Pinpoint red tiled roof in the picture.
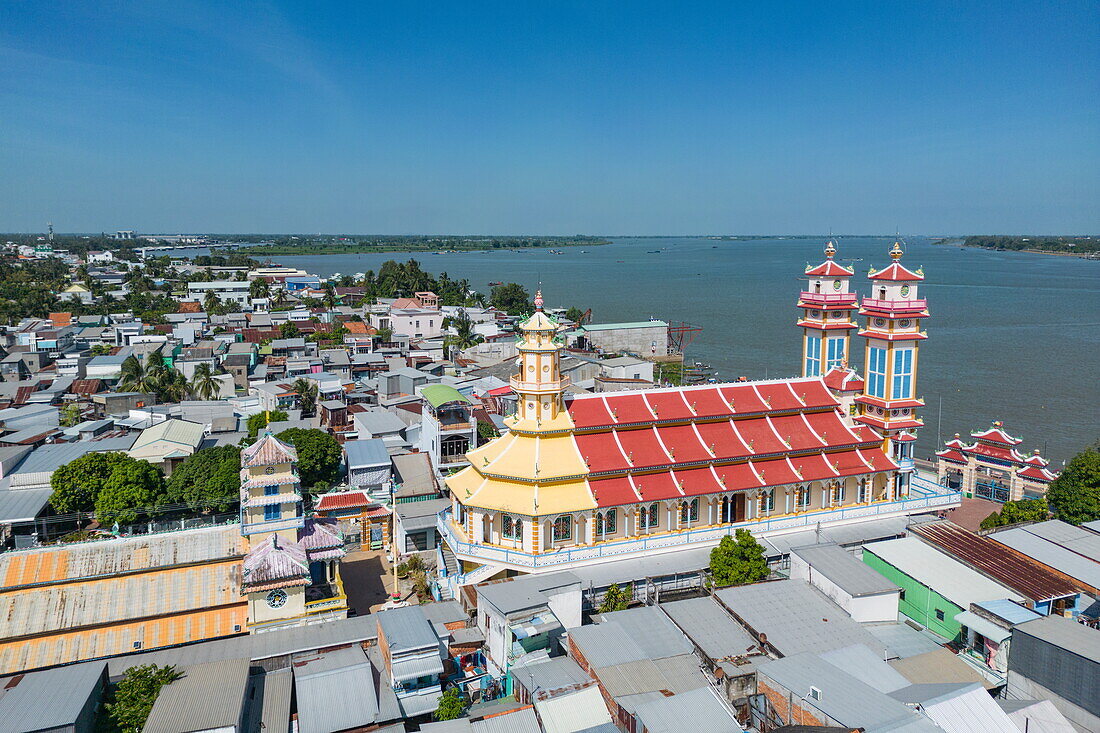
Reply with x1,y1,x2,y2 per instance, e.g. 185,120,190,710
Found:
967,442,1025,463
178,301,202,313
971,426,1022,446
910,521,1078,602
823,367,864,392
48,312,72,327
805,259,854,277
868,262,924,282
1017,465,1057,482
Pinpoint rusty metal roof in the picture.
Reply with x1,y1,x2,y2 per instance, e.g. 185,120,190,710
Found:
909,521,1080,602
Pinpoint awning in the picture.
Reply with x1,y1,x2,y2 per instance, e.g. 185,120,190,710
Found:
954,611,1011,644
510,615,562,640
390,655,445,681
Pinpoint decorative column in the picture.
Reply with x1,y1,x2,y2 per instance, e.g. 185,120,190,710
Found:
633,506,642,537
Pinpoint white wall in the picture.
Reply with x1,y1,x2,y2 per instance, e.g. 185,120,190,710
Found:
790,552,899,623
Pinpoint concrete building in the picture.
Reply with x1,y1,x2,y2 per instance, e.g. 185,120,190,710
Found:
1006,615,1100,732
419,383,476,470
575,320,670,357
187,280,251,306
376,605,445,717
789,543,900,623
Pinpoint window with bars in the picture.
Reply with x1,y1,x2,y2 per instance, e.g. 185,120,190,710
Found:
679,499,699,523
596,510,617,536
264,504,281,521
643,503,659,528
759,490,775,513
502,514,522,540
552,515,572,541
796,486,811,508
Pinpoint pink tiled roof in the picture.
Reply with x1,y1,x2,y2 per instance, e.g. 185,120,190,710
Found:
242,432,298,467
299,517,343,553
241,535,309,592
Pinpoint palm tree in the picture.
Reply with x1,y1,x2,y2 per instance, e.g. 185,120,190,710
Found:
189,363,221,401
155,368,189,403
118,355,156,393
445,309,483,359
249,277,270,300
292,377,319,416
202,290,221,315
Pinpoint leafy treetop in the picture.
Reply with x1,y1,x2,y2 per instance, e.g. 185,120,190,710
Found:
1046,441,1100,525
709,529,769,587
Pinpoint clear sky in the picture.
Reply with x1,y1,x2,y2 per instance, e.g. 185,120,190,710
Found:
1,1,1097,235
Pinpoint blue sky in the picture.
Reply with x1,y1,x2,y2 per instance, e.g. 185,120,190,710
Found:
1,1,1097,234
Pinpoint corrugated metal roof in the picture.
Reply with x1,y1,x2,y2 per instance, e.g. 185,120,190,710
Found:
0,487,53,522
246,667,292,733
818,644,911,692
10,436,135,474
758,652,926,731
511,656,592,696
863,536,1025,609
590,654,707,698
989,524,1100,590
534,685,614,733
973,598,1043,626
864,623,944,660
376,604,439,652
477,572,580,617
0,525,244,588
791,543,900,597
343,437,391,467
108,614,379,676
1012,614,1100,663
633,686,742,733
473,706,541,733
909,522,1079,602
911,682,1019,732
0,660,106,731
715,579,890,658
597,606,694,661
143,657,250,733
293,646,380,733
658,597,757,661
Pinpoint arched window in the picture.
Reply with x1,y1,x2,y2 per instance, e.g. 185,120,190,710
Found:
679,499,699,523
759,489,775,514
502,515,522,540
552,515,572,541
833,481,845,504
596,510,617,536
796,485,811,508
643,503,659,529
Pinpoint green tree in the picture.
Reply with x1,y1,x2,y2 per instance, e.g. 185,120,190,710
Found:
59,401,83,427
247,409,288,437
490,283,531,315
1047,442,1100,524
279,320,301,339
564,306,586,324
49,451,129,513
249,277,270,300
189,363,222,400
164,445,242,512
95,459,167,525
979,498,1049,530
107,664,183,732
709,529,769,587
276,428,341,490
444,308,483,359
598,582,633,613
202,290,227,316
434,687,466,722
291,377,319,416
118,355,157,393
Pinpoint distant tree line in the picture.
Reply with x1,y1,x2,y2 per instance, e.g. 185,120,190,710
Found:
962,236,1100,254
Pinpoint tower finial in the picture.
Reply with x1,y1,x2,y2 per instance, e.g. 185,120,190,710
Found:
889,239,904,261
533,288,543,311
824,238,837,259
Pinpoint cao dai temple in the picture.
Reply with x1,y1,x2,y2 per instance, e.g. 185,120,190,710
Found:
440,241,960,581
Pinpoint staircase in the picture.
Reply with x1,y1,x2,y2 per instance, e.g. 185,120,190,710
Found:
458,562,504,586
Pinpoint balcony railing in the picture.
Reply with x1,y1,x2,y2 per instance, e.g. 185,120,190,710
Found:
439,484,961,572
860,297,928,311
439,419,475,432
798,293,858,305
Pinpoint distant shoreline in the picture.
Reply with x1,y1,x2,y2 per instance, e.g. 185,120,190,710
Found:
934,236,1099,259
241,237,609,256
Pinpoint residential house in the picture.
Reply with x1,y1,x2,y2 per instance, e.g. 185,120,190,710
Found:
187,280,251,307
128,419,206,474
1006,615,1100,732
344,439,391,499
789,543,901,623
376,605,445,717
419,384,476,470
478,572,582,672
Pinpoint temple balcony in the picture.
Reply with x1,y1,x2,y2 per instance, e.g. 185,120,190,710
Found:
438,477,960,574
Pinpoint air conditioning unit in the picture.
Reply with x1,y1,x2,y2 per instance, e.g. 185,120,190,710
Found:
809,686,822,701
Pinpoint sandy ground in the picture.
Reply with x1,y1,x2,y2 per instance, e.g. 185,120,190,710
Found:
341,549,415,614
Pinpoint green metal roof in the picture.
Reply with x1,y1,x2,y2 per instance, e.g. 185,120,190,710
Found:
581,320,668,331
421,384,472,408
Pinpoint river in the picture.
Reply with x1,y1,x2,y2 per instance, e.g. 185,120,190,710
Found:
188,237,1100,464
